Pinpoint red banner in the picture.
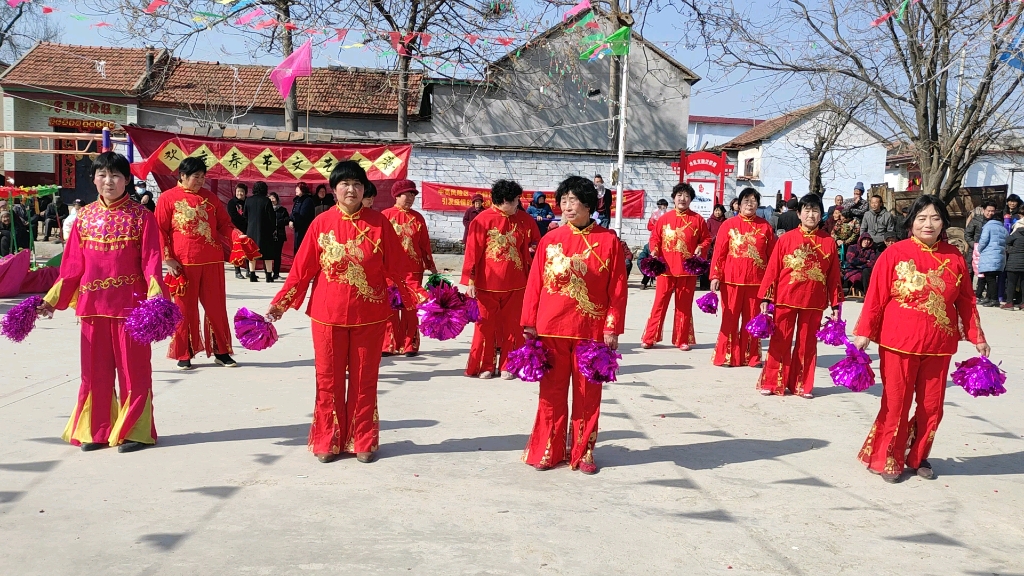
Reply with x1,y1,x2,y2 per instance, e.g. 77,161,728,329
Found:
420,181,645,218
124,126,411,183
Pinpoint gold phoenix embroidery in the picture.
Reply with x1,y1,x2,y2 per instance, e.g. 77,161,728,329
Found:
783,244,826,284
728,228,765,268
892,260,952,335
542,243,605,318
391,219,422,266
172,199,214,244
317,230,383,302
485,225,523,270
81,274,142,292
661,224,693,257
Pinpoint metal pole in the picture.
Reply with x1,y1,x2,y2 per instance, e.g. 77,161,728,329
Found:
612,0,630,236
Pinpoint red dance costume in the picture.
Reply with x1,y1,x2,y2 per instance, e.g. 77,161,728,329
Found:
641,208,711,347
710,215,776,366
461,207,541,375
155,185,241,361
44,195,166,447
854,238,985,476
521,221,628,470
271,207,416,456
756,228,843,395
381,206,436,355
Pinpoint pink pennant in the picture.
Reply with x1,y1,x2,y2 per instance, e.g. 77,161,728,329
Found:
419,33,431,48
996,15,1018,29
327,28,348,43
562,0,591,22
283,22,297,31
270,39,312,100
6,0,27,7
389,31,402,49
91,21,112,28
143,0,168,14
496,37,515,46
42,6,54,13
466,34,480,45
871,9,897,26
252,19,278,30
234,7,264,26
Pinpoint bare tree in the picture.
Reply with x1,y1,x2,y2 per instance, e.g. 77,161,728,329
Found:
800,96,870,195
0,2,62,64
708,0,1024,201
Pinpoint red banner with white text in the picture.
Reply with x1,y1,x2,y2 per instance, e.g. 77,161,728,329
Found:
419,181,645,218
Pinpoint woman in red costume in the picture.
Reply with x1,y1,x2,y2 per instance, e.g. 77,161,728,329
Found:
709,187,776,367
641,182,711,350
38,152,167,453
521,176,628,475
853,195,989,483
461,179,540,379
267,161,417,464
757,193,843,398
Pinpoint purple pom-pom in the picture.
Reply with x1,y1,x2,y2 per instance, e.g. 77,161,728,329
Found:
682,256,710,276
234,307,279,351
696,291,719,314
829,342,876,392
575,339,622,384
952,356,1007,398
125,297,183,346
765,303,775,315
816,317,848,346
461,296,481,323
745,313,775,339
504,339,552,382
638,256,667,277
1,295,43,343
387,285,403,310
418,283,470,340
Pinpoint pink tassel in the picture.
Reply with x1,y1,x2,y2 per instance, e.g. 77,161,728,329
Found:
952,356,1007,398
745,313,775,339
575,339,621,384
638,256,667,277
696,291,719,314
1,295,43,343
234,308,279,351
417,284,470,340
125,297,183,345
829,342,876,392
505,338,552,382
816,317,848,346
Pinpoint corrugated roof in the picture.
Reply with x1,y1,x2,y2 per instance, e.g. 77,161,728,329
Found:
0,42,159,94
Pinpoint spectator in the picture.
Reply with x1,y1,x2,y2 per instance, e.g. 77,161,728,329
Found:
139,192,156,212
637,242,655,289
843,182,868,219
526,191,555,235
594,174,612,227
756,201,778,230
227,183,249,279
313,183,337,216
974,202,997,300
978,201,1008,307
825,194,844,222
647,198,669,232
1004,193,1022,231
361,180,378,210
1002,220,1024,310
269,192,290,280
894,206,910,240
621,238,633,277
844,234,879,294
822,204,840,235
707,204,727,241
882,234,898,250
462,193,485,243
10,197,30,251
965,206,985,253
860,194,896,243
40,195,69,242
0,211,12,256
728,197,740,217
244,181,277,283
831,210,858,248
776,197,800,234
290,182,316,253
133,181,148,202
62,200,81,242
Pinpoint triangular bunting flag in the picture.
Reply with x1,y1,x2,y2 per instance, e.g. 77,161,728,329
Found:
568,11,595,31
580,26,630,60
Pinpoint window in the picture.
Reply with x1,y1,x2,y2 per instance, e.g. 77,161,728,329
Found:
744,158,755,177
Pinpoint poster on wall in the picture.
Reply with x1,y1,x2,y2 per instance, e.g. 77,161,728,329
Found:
687,178,716,218
420,181,646,218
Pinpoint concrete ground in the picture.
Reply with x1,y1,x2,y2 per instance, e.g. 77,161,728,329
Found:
1,257,1022,576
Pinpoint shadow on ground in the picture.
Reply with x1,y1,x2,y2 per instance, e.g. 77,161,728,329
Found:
599,437,829,470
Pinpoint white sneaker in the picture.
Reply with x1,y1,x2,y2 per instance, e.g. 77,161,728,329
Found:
479,371,493,379
500,371,514,380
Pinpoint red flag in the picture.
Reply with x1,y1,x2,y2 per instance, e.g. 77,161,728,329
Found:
870,10,897,26
466,34,480,45
143,0,168,14
42,6,55,13
270,39,313,100
283,22,297,31
496,37,514,46
419,33,432,48
328,28,348,43
253,19,278,30
389,31,402,49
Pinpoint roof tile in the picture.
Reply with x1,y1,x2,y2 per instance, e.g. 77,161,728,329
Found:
0,42,155,93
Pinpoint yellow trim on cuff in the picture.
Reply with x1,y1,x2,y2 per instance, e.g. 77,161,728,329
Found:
43,279,62,308
146,276,162,299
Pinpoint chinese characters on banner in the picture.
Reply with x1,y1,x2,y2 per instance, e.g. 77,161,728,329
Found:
420,181,646,218
46,100,125,117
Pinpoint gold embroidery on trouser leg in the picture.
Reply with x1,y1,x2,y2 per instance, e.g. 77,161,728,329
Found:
858,422,878,462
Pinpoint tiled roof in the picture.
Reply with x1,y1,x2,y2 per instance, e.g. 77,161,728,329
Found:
721,103,825,149
144,60,423,117
690,115,764,126
0,42,158,94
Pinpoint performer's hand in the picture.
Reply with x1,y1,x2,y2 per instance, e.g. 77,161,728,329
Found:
977,342,991,357
164,258,183,276
36,301,54,318
466,285,476,299
523,326,538,339
694,246,703,257
710,279,720,292
266,305,284,322
760,301,769,314
852,335,870,351
604,333,619,350
288,222,294,229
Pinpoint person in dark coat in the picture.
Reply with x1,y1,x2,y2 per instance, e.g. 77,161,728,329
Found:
291,182,316,253
244,181,277,282
269,192,290,280
1003,220,1024,310
10,198,30,251
776,197,800,234
313,184,337,216
0,210,13,256
227,183,248,278
139,192,156,212
41,196,69,241
462,193,485,243
844,234,879,294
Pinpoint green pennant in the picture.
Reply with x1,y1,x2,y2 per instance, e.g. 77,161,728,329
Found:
580,26,630,60
580,32,603,45
194,11,222,19
568,11,595,31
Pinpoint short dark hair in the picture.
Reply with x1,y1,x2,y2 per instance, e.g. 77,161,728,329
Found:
491,179,523,205
671,182,695,200
738,187,761,206
235,183,248,193
297,182,311,195
713,203,725,215
870,194,883,202
798,193,824,214
364,180,377,199
982,200,999,210
315,184,327,195
252,181,268,197
656,199,669,207
786,197,799,210
178,156,208,178
1007,194,1022,204
594,174,603,180
555,175,599,214
729,198,740,208
269,192,280,202
91,152,132,180
328,160,368,190
904,194,951,233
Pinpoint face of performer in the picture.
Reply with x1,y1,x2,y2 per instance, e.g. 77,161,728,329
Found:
334,179,364,214
738,194,758,218
560,192,591,227
673,190,692,212
799,205,821,231
395,192,416,210
496,199,518,216
181,170,206,192
94,168,129,204
912,204,943,246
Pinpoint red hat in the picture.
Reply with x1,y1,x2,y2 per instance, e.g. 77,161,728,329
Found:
391,179,418,198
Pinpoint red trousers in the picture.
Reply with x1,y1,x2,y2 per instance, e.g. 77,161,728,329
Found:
383,272,421,354
757,306,823,395
858,348,950,475
641,276,697,347
168,263,233,360
465,289,525,376
713,283,762,367
63,317,156,447
522,337,602,470
310,319,385,455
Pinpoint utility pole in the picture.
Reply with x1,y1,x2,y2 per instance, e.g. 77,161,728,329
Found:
612,0,633,236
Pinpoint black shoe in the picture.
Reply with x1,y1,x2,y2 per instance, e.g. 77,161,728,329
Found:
381,352,394,357
265,272,274,283
214,354,238,367
80,442,107,452
881,472,902,484
404,351,418,357
983,299,999,307
177,360,193,371
249,272,259,282
117,441,148,453
356,452,376,463
235,270,245,279
273,274,281,280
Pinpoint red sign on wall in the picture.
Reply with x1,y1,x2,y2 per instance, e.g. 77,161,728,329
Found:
420,181,646,218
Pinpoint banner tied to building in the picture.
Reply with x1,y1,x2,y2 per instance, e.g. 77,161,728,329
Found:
420,182,646,218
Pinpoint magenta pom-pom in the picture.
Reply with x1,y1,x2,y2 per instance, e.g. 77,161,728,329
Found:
1,295,43,343
638,256,667,277
504,338,552,382
765,303,775,315
682,255,710,276
387,285,403,310
461,296,481,323
418,283,470,340
745,313,775,339
816,317,848,346
952,356,1007,398
125,297,183,346
234,307,279,351
575,339,622,384
829,342,876,392
696,291,719,314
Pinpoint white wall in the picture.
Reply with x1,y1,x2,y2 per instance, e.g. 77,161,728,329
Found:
689,122,754,150
963,152,1024,196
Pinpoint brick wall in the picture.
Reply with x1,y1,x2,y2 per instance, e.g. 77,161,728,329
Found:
406,146,679,249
